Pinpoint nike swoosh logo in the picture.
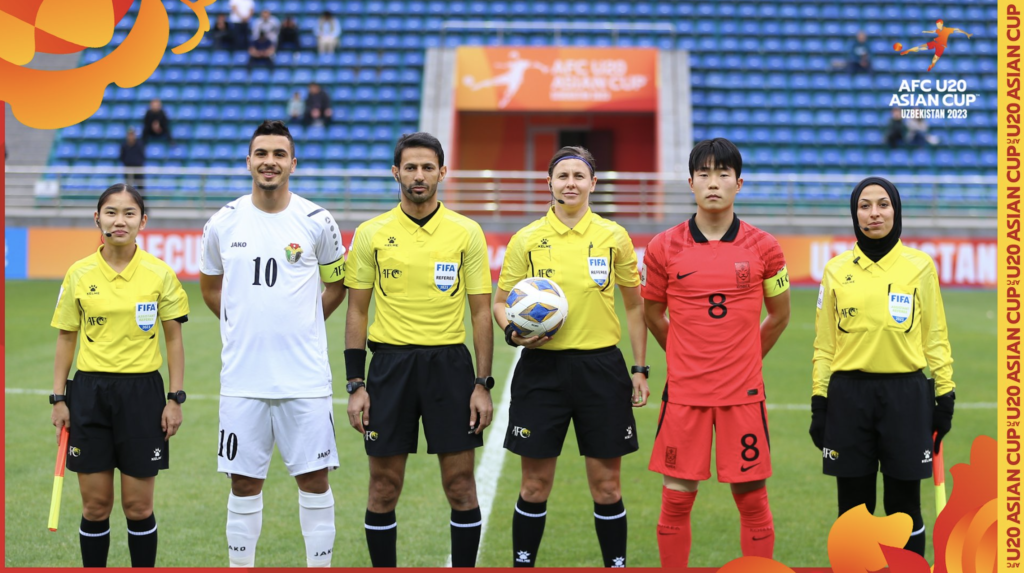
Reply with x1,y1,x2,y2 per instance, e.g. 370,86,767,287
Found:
740,463,760,472
676,271,697,280
752,535,772,541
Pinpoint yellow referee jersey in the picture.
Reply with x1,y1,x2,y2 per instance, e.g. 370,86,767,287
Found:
52,245,189,373
812,240,954,397
499,207,640,351
345,202,492,345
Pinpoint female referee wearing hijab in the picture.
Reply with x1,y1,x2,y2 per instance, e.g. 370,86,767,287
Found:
809,177,955,556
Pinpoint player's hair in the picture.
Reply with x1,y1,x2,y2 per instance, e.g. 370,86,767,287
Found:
936,19,943,25
248,120,295,156
393,132,445,167
97,183,145,217
548,146,596,177
688,138,743,178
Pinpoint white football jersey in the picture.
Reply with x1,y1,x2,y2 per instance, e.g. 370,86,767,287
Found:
201,193,345,398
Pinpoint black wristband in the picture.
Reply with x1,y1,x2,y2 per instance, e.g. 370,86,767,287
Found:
344,348,367,381
504,323,519,347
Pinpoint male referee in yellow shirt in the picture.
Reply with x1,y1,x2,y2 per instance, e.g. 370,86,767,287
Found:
344,132,494,567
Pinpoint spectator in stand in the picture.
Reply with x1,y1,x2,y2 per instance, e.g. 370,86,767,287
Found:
119,128,146,191
211,14,233,50
303,83,333,127
885,108,906,149
850,30,871,73
228,0,255,50
248,31,276,71
142,99,172,145
288,91,305,123
252,9,281,47
316,11,341,54
279,15,300,50
906,115,939,147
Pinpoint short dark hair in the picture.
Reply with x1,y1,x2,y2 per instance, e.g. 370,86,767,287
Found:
688,138,742,178
249,120,295,156
548,146,596,177
393,132,445,167
97,183,145,217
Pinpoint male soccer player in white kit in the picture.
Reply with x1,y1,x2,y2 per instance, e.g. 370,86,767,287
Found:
200,120,347,567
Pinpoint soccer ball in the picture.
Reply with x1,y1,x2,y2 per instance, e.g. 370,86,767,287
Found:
505,278,569,339
893,43,903,51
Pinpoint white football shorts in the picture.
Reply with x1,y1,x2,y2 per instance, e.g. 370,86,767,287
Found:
217,396,339,478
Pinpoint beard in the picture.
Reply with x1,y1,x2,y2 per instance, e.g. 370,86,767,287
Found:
254,170,285,192
401,181,437,204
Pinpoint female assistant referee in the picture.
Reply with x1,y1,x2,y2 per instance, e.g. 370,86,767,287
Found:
493,146,650,568
50,183,189,567
810,176,955,556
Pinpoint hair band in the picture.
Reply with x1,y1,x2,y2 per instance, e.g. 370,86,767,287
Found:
552,155,594,174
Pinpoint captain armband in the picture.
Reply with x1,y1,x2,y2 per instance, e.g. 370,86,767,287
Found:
319,259,346,283
762,266,790,297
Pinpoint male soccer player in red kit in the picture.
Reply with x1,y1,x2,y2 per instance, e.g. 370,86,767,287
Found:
642,138,791,567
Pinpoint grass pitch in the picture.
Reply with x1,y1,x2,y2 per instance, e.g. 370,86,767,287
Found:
5,281,994,567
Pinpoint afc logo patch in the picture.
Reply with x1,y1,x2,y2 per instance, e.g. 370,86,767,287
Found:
665,446,677,468
735,261,750,288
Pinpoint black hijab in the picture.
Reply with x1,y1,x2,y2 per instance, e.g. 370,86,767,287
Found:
850,176,902,262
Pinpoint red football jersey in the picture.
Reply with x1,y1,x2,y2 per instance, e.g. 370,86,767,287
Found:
642,215,787,406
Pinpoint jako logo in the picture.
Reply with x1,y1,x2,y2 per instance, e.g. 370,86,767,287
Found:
822,448,839,461
228,545,247,552
231,242,247,248
317,450,331,459
512,426,531,438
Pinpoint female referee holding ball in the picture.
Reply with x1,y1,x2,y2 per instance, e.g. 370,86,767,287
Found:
493,146,650,568
50,183,189,567
810,177,955,557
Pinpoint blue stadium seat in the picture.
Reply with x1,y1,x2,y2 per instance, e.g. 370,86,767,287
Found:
216,124,240,140
83,123,104,139
56,142,78,159
193,124,216,140
104,124,127,140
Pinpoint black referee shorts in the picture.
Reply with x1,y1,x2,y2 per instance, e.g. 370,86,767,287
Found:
66,371,169,478
822,370,934,480
504,346,639,459
363,342,483,456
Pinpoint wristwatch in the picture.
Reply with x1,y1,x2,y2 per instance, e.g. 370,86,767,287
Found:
49,394,66,405
475,376,495,391
631,365,650,378
346,381,366,395
167,390,187,404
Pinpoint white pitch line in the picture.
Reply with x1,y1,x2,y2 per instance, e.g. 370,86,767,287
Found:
443,346,521,567
5,387,349,405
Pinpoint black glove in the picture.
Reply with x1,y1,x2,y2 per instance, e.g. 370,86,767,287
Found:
504,323,519,347
933,391,955,453
809,395,828,450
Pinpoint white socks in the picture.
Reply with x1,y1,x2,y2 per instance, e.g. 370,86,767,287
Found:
226,492,263,568
299,488,336,567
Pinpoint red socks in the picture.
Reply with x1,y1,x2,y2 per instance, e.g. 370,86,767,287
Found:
733,487,774,558
656,487,696,567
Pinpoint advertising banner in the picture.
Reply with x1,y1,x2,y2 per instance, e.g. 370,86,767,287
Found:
4,227,28,280
18,229,997,289
456,47,659,112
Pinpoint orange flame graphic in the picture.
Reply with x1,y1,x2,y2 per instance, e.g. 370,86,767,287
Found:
0,0,215,129
715,436,996,573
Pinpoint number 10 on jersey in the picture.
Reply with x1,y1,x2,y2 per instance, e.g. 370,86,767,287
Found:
252,257,279,287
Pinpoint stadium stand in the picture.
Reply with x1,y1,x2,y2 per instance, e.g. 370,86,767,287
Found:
52,1,996,188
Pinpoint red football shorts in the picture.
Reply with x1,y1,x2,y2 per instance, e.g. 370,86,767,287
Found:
649,401,772,483
926,41,946,56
